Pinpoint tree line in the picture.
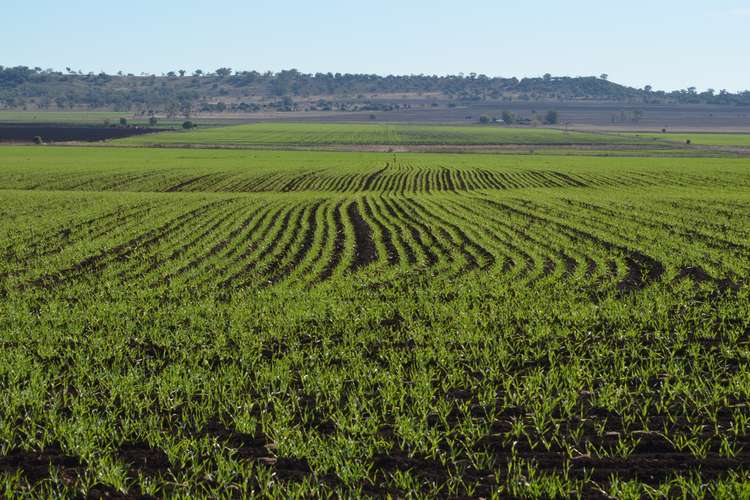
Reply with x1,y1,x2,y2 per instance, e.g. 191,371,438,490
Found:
2,66,749,112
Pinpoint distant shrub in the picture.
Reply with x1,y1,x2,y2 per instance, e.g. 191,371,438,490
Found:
33,136,43,145
479,114,492,124
545,110,559,125
149,116,158,126
119,117,128,126
501,110,515,125
182,121,195,129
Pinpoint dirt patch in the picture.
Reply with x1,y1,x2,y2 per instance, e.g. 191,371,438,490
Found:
117,442,171,476
197,420,311,480
0,446,82,484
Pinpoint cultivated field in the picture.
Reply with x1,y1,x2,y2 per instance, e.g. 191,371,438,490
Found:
117,122,651,147
0,111,134,124
621,132,750,147
1,145,749,497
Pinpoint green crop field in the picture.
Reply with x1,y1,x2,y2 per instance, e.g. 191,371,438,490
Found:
1,145,749,497
117,122,653,147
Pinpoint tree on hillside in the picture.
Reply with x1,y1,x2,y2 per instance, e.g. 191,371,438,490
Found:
216,67,233,78
193,69,203,77
600,74,609,81
545,110,559,125
178,70,186,77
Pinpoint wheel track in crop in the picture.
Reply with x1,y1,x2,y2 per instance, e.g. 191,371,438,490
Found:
361,196,399,265
347,200,378,270
361,165,389,191
164,174,215,192
316,202,346,282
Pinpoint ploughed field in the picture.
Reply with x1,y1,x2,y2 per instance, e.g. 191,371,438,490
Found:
1,146,750,497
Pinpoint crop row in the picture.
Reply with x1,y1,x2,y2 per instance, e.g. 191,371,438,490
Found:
2,187,748,302
2,147,750,194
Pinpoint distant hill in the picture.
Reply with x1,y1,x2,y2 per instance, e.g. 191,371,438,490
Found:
1,66,748,116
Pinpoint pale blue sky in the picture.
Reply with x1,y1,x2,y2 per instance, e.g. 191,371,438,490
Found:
3,0,749,91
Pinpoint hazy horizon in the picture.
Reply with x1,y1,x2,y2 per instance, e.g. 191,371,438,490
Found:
2,0,749,92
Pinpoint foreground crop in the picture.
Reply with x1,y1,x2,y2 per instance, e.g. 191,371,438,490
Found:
0,148,749,497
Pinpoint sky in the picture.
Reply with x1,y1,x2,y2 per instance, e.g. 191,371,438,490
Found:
2,0,749,92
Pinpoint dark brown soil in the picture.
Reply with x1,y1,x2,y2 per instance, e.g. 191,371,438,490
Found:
0,446,81,484
348,201,378,269
0,124,160,143
317,202,346,281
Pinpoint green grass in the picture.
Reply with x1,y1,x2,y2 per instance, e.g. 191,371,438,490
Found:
1,145,750,497
117,122,652,146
